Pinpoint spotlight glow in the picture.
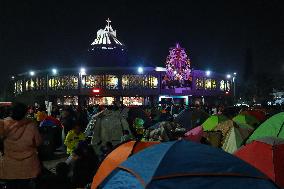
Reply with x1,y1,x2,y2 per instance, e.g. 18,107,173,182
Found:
29,71,35,76
206,70,211,76
52,68,57,75
80,68,86,75
138,67,143,74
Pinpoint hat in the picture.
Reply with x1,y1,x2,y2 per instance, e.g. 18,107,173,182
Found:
134,118,144,126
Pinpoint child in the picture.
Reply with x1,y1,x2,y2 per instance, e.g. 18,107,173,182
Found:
64,122,85,155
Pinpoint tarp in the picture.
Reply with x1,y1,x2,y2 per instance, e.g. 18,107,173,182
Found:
202,115,228,131
235,137,284,188
246,112,284,144
233,114,260,127
101,140,277,189
174,109,209,130
91,141,158,189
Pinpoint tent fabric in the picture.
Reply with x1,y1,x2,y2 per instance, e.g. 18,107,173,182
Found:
233,114,260,127
184,126,203,142
222,126,253,154
235,138,284,188
202,115,228,131
242,110,266,122
101,140,277,189
246,112,284,144
40,116,63,128
174,109,209,130
213,120,254,153
214,120,253,137
91,141,158,189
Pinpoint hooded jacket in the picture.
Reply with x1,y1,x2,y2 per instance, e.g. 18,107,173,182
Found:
0,117,42,179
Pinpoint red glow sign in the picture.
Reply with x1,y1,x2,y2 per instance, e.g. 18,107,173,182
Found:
92,88,100,93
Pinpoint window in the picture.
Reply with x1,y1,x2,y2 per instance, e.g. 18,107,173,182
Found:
88,97,114,105
49,75,78,90
220,80,225,91
122,75,158,89
205,79,217,90
196,78,204,90
123,97,144,106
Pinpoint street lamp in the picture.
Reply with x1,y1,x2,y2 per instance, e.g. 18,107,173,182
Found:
29,71,35,76
52,68,57,75
137,67,143,74
233,73,237,103
206,70,211,76
226,74,231,79
80,67,86,75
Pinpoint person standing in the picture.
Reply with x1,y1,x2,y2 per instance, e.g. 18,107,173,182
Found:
0,102,42,189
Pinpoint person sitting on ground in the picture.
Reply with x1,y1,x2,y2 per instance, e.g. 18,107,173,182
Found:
38,162,71,189
64,121,85,155
71,145,99,188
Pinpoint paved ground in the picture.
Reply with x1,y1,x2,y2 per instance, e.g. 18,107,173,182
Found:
42,151,68,173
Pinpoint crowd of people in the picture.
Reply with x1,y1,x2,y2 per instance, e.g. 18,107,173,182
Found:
0,101,283,189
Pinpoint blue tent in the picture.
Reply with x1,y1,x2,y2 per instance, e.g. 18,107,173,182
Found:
100,140,278,189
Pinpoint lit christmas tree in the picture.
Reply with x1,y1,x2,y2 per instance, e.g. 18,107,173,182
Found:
166,43,191,81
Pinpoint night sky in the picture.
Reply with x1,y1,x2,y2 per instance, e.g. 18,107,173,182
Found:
1,0,284,84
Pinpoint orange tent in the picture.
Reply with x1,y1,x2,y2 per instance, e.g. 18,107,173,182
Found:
91,140,159,189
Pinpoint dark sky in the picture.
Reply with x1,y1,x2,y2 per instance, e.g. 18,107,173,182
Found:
1,0,284,84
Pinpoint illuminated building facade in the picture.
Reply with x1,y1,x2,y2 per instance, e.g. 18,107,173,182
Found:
13,19,233,106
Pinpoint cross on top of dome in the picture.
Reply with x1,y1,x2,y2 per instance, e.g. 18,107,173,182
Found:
90,18,125,50
105,18,112,32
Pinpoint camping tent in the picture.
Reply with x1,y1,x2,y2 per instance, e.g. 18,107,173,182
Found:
213,120,254,153
174,109,209,130
184,126,204,142
91,141,158,189
202,115,228,131
235,137,284,188
246,112,284,144
101,140,277,189
233,114,260,127
241,110,266,122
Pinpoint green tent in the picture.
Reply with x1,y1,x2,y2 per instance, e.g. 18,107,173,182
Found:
202,115,228,131
233,114,260,127
246,112,284,144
